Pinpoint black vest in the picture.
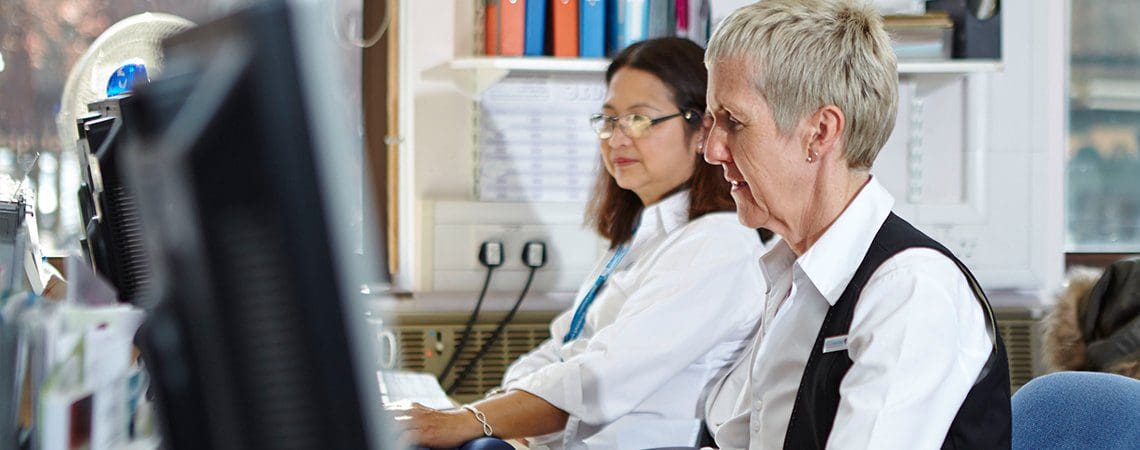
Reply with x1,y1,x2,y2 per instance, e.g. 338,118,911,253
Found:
783,213,1011,449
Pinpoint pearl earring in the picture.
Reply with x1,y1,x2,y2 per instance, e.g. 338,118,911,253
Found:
806,148,819,163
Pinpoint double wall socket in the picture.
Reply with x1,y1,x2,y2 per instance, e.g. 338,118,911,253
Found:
428,200,604,293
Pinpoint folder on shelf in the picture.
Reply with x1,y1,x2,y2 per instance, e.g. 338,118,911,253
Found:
580,0,606,57
500,0,527,56
486,0,527,56
618,0,649,51
675,0,688,37
686,0,709,45
484,0,500,55
524,0,547,55
647,0,675,38
606,0,621,55
883,12,953,59
552,0,580,57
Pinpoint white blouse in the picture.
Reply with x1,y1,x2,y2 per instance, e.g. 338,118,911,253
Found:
703,177,992,450
502,190,770,450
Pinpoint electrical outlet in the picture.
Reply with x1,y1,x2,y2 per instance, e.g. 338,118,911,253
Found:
479,241,504,267
429,201,604,292
523,241,547,268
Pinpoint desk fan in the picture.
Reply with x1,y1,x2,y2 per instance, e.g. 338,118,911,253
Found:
56,13,193,305
56,12,194,155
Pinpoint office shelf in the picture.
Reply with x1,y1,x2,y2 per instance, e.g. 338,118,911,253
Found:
451,57,1003,94
898,59,1004,74
451,56,610,73
450,57,607,94
452,56,1002,74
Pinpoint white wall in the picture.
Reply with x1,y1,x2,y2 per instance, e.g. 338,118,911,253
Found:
397,0,1066,307
400,2,607,295
394,0,477,289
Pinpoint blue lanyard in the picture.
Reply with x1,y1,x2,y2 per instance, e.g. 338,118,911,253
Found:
562,243,630,343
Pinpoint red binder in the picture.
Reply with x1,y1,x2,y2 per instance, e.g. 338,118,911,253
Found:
552,0,579,57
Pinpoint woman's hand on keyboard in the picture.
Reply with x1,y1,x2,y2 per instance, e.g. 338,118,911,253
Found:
387,402,484,448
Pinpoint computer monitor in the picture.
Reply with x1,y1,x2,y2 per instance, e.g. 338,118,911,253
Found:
74,95,155,306
122,0,391,448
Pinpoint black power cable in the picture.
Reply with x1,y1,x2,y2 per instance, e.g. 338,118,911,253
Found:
438,242,503,384
447,267,537,394
447,241,546,394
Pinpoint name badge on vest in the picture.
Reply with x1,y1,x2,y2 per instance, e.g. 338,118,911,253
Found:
823,335,848,353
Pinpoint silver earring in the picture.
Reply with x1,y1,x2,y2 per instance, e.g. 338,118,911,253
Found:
806,149,818,163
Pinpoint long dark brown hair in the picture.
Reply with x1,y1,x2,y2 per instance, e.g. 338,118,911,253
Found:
587,37,735,248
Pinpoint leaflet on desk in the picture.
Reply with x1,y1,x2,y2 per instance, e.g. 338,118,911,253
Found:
4,298,147,450
1,293,34,447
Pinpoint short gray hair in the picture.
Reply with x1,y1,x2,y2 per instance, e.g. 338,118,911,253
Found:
706,0,898,169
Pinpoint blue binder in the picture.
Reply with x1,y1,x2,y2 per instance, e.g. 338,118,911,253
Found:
524,0,547,55
580,0,606,57
620,0,649,51
606,0,621,55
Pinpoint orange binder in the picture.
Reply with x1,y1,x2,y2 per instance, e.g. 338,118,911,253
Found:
484,0,499,55
500,0,526,56
485,0,526,55
552,0,579,57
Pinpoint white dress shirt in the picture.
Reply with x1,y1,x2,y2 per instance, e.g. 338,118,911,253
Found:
502,190,770,450
704,177,993,450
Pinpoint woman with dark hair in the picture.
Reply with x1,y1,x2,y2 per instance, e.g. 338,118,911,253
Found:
396,38,770,449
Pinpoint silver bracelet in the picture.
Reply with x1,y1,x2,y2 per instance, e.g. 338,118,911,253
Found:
461,404,493,437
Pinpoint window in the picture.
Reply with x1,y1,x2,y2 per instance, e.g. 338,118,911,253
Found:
1068,1,1140,253
0,0,366,254
0,1,218,251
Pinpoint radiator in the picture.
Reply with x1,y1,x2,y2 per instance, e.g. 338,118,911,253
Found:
390,311,557,404
390,309,1041,403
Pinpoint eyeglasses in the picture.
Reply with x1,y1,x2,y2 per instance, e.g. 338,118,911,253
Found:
589,110,698,140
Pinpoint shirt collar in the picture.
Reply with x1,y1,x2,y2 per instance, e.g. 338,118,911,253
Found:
630,189,689,248
760,239,796,293
795,176,895,305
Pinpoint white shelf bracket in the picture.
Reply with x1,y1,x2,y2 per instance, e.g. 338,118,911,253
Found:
465,66,510,98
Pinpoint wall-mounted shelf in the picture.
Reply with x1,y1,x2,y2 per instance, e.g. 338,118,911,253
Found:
451,57,1003,95
451,57,610,73
450,57,607,95
898,59,1004,74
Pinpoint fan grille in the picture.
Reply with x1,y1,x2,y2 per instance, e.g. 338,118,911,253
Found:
57,13,194,154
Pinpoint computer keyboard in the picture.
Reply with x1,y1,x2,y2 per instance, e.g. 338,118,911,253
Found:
377,370,455,410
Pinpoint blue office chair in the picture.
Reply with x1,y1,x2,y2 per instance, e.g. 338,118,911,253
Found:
458,437,515,450
1012,371,1140,449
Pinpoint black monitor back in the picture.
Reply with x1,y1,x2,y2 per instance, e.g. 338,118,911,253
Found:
124,0,388,448
76,95,154,305
72,97,155,307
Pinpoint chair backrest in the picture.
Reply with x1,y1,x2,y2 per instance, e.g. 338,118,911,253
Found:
1011,371,1140,450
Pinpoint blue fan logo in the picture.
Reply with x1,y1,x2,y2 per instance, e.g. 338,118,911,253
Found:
106,63,149,97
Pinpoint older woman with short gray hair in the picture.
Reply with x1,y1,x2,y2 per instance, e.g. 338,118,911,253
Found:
699,0,1011,448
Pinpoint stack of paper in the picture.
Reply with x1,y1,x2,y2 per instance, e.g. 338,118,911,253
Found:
884,12,954,60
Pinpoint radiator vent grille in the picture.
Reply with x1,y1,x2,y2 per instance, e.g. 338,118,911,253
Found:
391,315,1040,402
997,319,1037,393
392,322,552,403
